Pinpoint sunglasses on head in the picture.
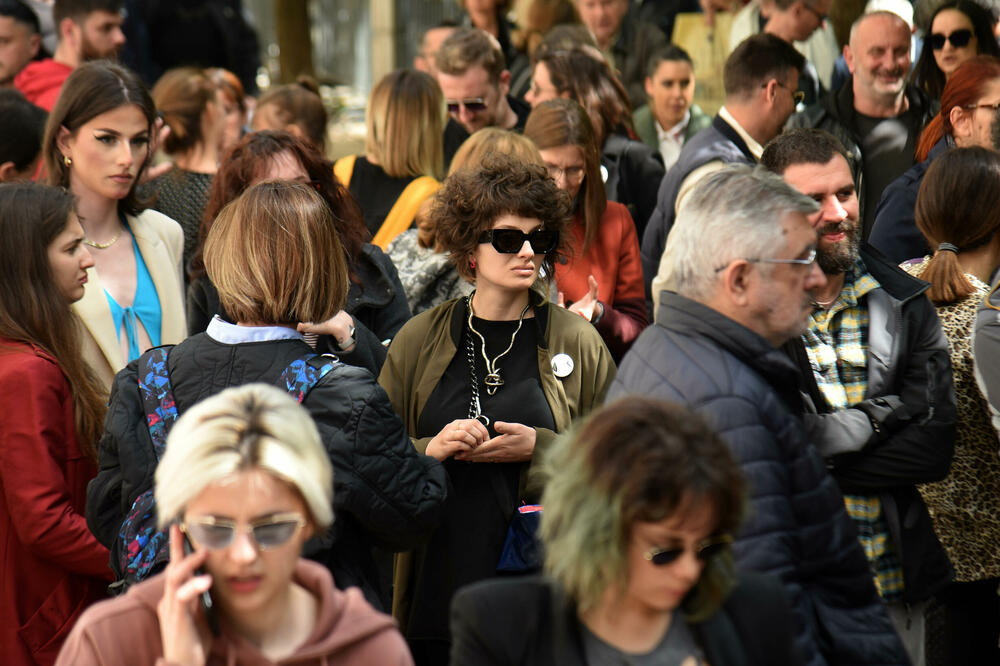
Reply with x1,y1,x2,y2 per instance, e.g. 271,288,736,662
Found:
181,512,307,551
643,534,733,566
929,28,973,50
478,228,559,254
446,98,488,114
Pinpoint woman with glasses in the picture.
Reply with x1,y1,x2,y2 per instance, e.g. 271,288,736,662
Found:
86,180,447,613
379,153,614,665
524,98,648,361
333,69,444,249
187,130,410,376
451,396,800,665
913,0,1000,102
60,383,413,664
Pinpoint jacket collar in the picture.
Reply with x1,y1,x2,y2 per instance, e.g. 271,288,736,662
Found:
859,243,929,304
826,78,931,135
712,113,756,162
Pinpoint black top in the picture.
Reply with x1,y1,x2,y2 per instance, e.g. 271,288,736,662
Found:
139,168,213,280
443,95,532,169
407,313,554,644
347,157,416,238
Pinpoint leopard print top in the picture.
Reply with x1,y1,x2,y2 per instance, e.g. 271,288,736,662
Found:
904,258,1000,581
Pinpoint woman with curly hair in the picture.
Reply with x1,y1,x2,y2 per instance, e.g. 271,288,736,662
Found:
379,152,614,665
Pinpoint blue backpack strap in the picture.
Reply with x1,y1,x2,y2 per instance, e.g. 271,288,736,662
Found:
116,346,177,586
279,353,338,403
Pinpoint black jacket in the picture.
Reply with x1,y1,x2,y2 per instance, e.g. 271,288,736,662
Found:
85,333,448,610
609,292,908,666
784,245,956,603
450,573,802,666
186,243,411,376
601,131,665,243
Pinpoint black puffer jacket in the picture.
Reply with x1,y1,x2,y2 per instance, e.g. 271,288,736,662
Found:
609,292,908,666
85,332,448,610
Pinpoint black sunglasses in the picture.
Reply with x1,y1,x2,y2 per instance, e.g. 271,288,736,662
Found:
928,28,973,50
446,98,488,114
643,534,733,566
478,228,559,253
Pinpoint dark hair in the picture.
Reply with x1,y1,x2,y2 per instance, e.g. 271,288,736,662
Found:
645,44,694,79
539,396,746,618
0,183,107,459
435,26,507,83
533,47,631,144
524,98,606,252
152,67,219,155
0,89,47,174
42,61,156,216
761,128,854,175
192,131,366,281
256,77,327,152
53,0,122,26
913,1,1000,101
724,33,805,98
433,152,571,282
916,55,1000,161
916,147,1000,304
0,0,41,32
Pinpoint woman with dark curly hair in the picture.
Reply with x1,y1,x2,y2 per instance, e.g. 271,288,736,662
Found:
912,0,1000,102
187,130,410,375
378,152,615,665
451,396,800,665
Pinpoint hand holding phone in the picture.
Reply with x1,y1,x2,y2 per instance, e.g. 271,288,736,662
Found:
183,532,220,637
158,524,216,665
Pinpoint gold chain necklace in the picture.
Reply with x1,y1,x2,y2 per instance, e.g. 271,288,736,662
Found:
83,227,123,249
466,292,531,395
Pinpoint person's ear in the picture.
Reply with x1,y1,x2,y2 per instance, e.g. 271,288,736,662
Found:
843,44,855,74
950,105,973,141
645,76,655,99
286,123,305,140
762,78,779,105
28,32,40,60
498,69,511,96
720,259,754,307
56,125,73,158
0,161,19,183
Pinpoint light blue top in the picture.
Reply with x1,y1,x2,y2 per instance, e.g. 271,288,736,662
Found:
206,315,303,344
105,228,161,362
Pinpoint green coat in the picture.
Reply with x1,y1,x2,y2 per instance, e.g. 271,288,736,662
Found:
632,103,712,156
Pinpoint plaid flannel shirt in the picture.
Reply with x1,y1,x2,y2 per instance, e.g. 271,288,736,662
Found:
803,257,904,602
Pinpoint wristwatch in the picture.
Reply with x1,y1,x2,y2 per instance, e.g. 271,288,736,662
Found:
337,324,356,350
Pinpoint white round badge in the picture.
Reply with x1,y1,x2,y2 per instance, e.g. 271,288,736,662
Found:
551,353,574,378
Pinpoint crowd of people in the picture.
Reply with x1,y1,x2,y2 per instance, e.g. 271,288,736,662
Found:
4,0,1000,665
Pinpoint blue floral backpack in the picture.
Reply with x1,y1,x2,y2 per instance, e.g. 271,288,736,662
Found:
112,345,338,590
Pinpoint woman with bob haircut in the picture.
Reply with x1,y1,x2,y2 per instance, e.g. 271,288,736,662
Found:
251,77,328,154
60,383,414,665
524,46,664,238
524,98,648,361
334,69,444,249
900,147,1000,662
43,61,186,392
871,56,1000,263
0,183,113,665
87,180,447,613
386,127,541,314
912,0,1000,102
379,152,614,664
140,66,227,275
187,130,410,376
451,396,801,665
205,68,248,153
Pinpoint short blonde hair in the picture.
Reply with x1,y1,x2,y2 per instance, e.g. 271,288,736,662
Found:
204,180,348,325
365,69,444,180
155,384,334,530
448,127,543,176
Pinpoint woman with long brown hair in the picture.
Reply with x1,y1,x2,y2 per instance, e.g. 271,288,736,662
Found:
0,183,113,665
524,98,648,361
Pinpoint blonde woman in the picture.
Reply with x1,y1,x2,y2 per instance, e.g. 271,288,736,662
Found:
60,384,413,664
334,69,444,249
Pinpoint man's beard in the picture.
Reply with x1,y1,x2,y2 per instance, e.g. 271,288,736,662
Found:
81,36,119,62
817,220,860,275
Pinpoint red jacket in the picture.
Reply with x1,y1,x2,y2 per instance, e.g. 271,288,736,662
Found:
14,59,73,111
0,340,112,665
554,201,649,361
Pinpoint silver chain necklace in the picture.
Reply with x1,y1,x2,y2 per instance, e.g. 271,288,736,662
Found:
465,292,531,414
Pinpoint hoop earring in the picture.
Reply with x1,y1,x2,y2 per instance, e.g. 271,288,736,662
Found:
62,155,72,167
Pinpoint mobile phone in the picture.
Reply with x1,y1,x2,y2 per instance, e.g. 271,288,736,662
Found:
182,533,220,636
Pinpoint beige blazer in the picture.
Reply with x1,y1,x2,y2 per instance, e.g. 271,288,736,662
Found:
74,209,187,392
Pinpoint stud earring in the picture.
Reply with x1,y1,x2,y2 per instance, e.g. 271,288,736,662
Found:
62,155,72,167
470,259,476,269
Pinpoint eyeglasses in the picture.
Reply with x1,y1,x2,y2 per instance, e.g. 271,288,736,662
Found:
714,248,818,272
545,163,585,183
963,101,1000,113
478,228,560,253
446,98,488,114
928,28,973,50
800,2,828,24
181,512,307,551
764,80,805,105
644,534,733,566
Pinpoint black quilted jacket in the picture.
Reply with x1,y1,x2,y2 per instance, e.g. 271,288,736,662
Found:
85,333,448,610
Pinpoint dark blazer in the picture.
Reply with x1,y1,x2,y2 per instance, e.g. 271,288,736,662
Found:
450,573,802,666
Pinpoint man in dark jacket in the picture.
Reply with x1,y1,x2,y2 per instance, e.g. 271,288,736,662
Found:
612,165,908,666
761,128,956,665
787,11,934,239
641,33,805,307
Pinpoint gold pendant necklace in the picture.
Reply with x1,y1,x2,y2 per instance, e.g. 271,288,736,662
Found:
83,227,123,249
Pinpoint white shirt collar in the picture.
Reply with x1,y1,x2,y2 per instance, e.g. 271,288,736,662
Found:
206,315,304,344
654,109,691,142
718,106,764,159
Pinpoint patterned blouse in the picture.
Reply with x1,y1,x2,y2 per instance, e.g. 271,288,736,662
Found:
904,257,1000,581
